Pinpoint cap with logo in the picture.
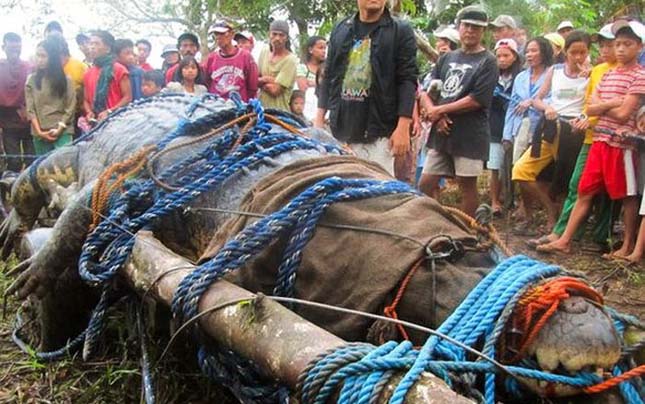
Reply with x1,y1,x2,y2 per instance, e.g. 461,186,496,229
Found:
456,5,489,27
611,20,645,43
490,15,517,29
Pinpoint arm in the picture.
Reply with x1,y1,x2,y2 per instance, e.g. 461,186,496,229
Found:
390,22,418,156
295,64,308,91
605,93,641,122
246,56,259,99
60,78,77,129
263,55,298,97
531,67,554,113
98,74,131,121
586,90,623,116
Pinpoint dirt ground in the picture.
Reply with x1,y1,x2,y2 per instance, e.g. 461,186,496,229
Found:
0,187,642,402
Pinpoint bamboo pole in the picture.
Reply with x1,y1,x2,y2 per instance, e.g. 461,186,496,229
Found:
125,231,473,403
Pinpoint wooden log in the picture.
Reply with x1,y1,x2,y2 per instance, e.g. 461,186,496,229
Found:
125,231,473,403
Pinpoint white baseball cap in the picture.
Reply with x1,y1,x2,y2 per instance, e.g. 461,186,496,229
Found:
557,21,574,32
591,24,615,42
434,27,460,45
612,20,645,43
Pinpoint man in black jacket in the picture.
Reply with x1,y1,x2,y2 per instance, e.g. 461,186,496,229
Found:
314,0,417,176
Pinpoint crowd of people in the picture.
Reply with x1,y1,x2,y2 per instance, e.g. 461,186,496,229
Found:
1,0,645,262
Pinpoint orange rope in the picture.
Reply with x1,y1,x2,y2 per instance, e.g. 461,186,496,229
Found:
91,145,156,229
508,277,603,361
583,364,645,394
383,258,424,341
442,206,513,257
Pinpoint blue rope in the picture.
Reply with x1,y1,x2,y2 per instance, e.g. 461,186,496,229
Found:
298,255,644,404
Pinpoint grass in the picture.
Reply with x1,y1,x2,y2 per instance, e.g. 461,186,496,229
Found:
0,257,234,404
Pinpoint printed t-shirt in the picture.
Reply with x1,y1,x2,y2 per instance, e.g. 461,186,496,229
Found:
428,48,499,160
333,20,377,143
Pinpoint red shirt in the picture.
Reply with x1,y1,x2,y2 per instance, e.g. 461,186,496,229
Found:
165,64,178,83
139,62,153,72
204,48,258,101
83,62,129,114
0,58,32,128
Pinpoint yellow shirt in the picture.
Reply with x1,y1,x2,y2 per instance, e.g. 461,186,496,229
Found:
583,62,617,144
64,58,87,89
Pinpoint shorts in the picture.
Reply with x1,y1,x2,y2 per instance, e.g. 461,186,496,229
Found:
422,149,483,178
511,140,557,182
487,142,504,171
578,141,637,200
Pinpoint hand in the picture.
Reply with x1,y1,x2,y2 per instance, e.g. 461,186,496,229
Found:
86,111,96,121
259,76,275,86
577,62,592,78
389,121,411,156
313,116,324,128
435,116,452,136
615,128,630,139
97,110,110,121
502,140,513,152
515,99,532,115
411,117,421,138
544,107,558,121
49,127,64,139
38,129,56,142
424,105,444,123
570,117,589,132
17,107,28,122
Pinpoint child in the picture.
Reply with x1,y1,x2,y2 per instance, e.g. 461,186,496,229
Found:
537,21,645,258
114,39,144,101
142,70,165,97
624,105,645,263
165,56,207,95
289,90,310,124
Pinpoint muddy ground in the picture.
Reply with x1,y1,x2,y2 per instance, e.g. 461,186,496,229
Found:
0,185,642,403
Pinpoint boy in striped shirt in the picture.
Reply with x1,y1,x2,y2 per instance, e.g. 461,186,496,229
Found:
537,20,645,257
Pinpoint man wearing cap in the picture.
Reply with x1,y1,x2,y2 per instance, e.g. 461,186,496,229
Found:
315,0,418,177
204,20,258,102
161,45,179,75
538,20,645,257
234,32,255,53
418,5,499,216
257,20,298,111
490,15,517,43
557,21,574,39
165,33,200,83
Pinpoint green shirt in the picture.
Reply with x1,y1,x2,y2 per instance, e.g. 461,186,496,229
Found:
258,47,298,111
25,74,76,135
